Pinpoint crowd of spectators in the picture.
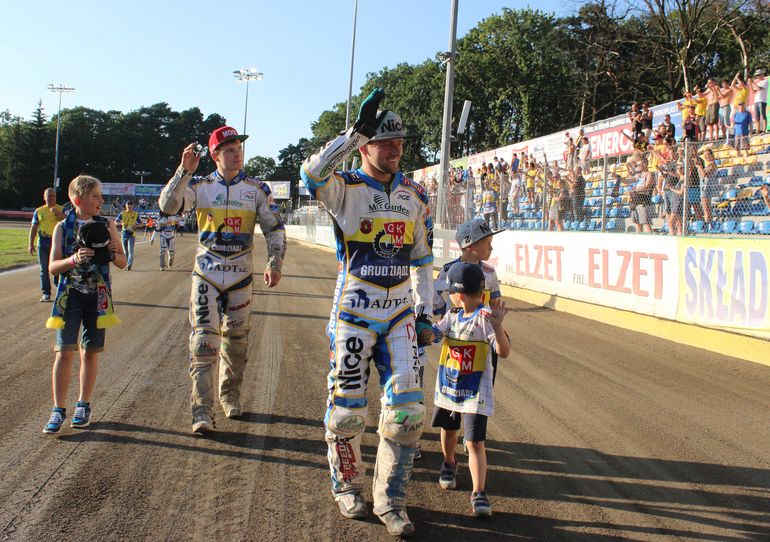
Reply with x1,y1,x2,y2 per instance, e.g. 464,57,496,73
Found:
422,68,769,235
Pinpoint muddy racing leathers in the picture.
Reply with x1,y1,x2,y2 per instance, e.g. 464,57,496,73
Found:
301,130,434,516
159,167,286,418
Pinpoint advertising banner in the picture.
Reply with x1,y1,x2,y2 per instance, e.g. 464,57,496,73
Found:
677,237,770,338
134,184,164,197
493,231,680,319
102,182,134,196
265,181,291,200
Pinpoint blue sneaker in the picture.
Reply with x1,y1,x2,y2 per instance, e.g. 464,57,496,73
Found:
43,407,66,434
71,401,92,428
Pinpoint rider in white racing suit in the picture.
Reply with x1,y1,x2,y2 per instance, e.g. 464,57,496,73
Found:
154,213,178,270
159,126,286,433
300,89,433,537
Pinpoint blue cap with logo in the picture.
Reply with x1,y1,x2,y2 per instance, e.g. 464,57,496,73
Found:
446,262,485,294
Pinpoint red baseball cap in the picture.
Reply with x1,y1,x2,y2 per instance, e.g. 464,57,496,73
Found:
208,126,248,153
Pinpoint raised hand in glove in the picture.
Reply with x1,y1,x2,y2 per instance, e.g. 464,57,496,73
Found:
415,314,434,347
354,87,387,138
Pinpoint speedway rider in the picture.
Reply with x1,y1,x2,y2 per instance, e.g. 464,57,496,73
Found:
159,126,286,434
300,88,434,538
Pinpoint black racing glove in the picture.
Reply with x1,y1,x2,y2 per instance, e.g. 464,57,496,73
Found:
353,87,387,138
415,314,433,347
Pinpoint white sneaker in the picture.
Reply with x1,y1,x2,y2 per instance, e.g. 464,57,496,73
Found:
40,294,51,302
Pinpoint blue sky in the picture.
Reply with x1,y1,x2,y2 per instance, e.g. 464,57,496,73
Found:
2,1,570,167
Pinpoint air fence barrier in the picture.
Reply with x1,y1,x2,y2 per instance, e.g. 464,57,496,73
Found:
284,206,770,341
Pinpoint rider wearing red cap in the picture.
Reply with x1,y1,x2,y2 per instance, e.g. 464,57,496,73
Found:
159,126,286,434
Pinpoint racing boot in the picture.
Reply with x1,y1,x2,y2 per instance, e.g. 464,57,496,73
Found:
192,406,215,434
221,402,242,419
377,509,415,538
336,492,367,519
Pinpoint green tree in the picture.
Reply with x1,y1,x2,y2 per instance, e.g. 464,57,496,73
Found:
245,155,277,179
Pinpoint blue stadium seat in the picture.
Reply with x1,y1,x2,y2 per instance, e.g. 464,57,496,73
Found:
722,220,737,233
536,210,543,219
606,219,617,230
578,220,588,231
690,220,705,234
591,208,601,218
535,220,543,229
605,196,615,205
651,194,661,204
758,221,770,234
723,189,737,200
619,208,631,218
738,220,754,234
608,207,618,218
750,176,765,186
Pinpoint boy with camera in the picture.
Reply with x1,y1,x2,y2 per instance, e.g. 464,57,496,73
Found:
42,175,126,433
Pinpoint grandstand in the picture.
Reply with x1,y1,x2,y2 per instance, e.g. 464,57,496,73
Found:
493,133,770,235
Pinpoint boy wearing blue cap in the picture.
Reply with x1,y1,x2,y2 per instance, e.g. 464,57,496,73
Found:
428,262,510,517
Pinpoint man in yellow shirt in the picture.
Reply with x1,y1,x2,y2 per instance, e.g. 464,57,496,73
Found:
116,200,142,270
28,188,65,301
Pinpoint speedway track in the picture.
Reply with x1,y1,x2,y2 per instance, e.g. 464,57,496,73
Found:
0,235,768,541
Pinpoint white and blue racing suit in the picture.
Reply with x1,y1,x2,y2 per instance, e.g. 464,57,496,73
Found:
301,130,434,515
154,215,178,269
159,168,286,419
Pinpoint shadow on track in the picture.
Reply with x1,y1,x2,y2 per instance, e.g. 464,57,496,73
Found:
410,439,770,541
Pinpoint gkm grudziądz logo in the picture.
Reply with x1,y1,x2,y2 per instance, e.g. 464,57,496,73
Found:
373,221,406,258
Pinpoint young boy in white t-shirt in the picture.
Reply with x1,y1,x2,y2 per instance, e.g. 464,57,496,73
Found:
428,262,510,517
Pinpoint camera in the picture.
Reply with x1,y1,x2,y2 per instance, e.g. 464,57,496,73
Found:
194,143,208,159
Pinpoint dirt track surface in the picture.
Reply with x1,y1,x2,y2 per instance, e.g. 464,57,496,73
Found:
1,236,769,541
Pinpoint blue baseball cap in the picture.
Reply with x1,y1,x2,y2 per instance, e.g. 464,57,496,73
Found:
446,262,485,294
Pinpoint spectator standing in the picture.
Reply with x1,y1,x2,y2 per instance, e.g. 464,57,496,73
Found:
749,69,767,134
115,200,142,271
662,114,676,140
695,148,719,225
682,106,699,141
627,153,655,234
718,79,734,140
732,102,752,159
731,73,749,126
693,86,708,141
29,188,65,302
578,136,592,172
481,180,499,229
567,166,586,223
628,103,642,140
703,79,721,141
640,103,654,140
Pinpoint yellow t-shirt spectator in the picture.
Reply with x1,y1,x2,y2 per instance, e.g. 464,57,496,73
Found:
32,205,64,237
732,87,748,106
694,97,707,117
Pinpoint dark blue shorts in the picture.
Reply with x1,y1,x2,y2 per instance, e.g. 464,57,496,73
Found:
431,406,488,442
55,290,105,352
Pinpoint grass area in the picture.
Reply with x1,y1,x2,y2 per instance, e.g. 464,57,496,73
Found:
0,228,36,270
